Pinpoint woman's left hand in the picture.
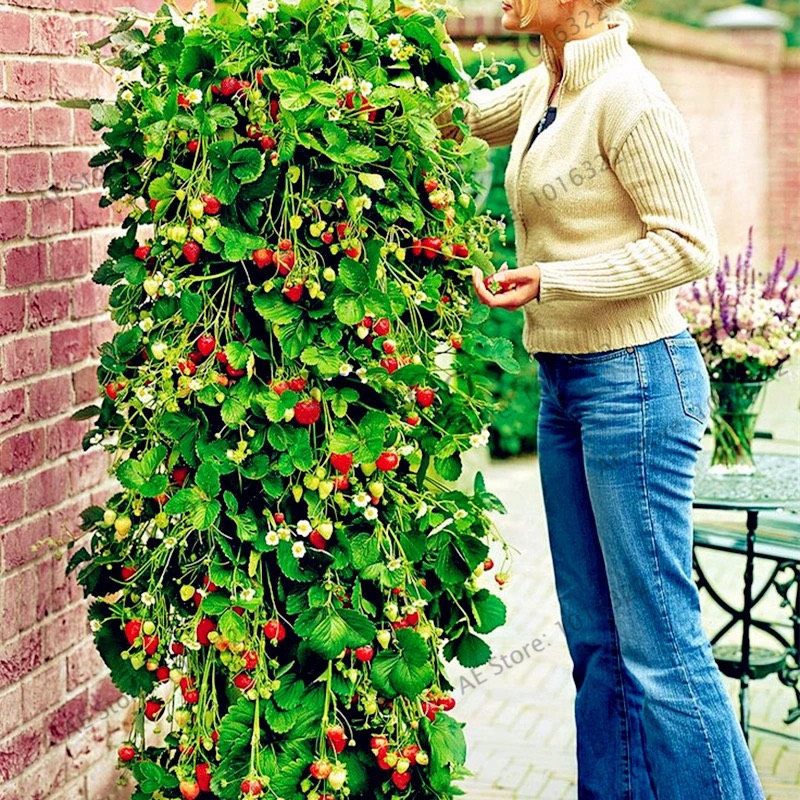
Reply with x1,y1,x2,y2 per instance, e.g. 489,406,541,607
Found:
472,264,541,309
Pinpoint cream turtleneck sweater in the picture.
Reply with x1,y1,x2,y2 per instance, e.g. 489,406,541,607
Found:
459,19,719,355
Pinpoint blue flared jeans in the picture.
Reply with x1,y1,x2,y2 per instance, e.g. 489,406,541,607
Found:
533,327,765,800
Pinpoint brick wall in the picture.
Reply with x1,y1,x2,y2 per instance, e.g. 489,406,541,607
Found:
0,1,159,798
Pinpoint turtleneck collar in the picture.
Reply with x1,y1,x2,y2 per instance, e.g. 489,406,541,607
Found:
539,20,631,92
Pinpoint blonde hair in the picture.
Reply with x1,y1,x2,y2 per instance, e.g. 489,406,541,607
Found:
517,0,633,31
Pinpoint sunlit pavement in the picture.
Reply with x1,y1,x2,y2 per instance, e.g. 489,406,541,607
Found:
454,453,800,800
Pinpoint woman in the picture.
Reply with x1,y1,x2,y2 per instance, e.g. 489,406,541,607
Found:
450,1,766,799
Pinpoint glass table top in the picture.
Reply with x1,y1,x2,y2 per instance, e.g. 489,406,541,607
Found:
694,451,800,512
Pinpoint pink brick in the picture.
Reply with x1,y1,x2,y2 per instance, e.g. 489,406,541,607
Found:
32,105,73,146
72,278,109,318
2,331,50,381
0,724,44,781
0,429,45,477
73,108,102,147
0,106,30,147
0,630,42,687
0,199,27,242
51,150,96,191
0,481,25,527
7,152,51,193
50,62,112,100
72,365,99,404
4,60,50,101
72,192,112,231
44,607,90,662
30,196,70,238
50,235,90,280
32,13,75,56
28,375,73,424
27,287,70,330
0,686,22,740
0,388,25,433
46,416,88,459
50,324,91,367
87,674,122,717
69,449,108,494
0,565,38,635
21,660,66,723
0,11,31,54
3,243,46,288
0,293,25,335
66,640,104,691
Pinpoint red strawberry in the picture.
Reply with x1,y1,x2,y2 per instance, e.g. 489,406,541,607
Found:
402,744,421,764
376,452,399,472
420,237,442,260
391,771,412,791
195,764,212,792
273,512,285,523
201,194,221,215
118,745,136,762
246,124,262,139
370,735,389,753
483,558,494,570
263,619,286,642
373,317,391,337
416,388,436,408
252,248,273,269
178,359,197,376
156,666,170,682
203,575,217,592
330,452,354,474
196,618,216,646
196,334,216,356
294,398,320,425
421,701,438,721
121,565,136,581
344,91,376,121
382,339,396,355
404,610,420,626
177,93,191,109
345,243,361,259
361,316,373,329
355,645,374,662
380,357,398,374
321,231,335,244
148,198,159,213
259,135,276,151
288,376,306,392
333,475,349,491
187,139,199,153
188,350,204,365
179,781,201,800
226,365,246,378
450,333,463,350
144,699,163,721
271,380,290,395
134,245,151,261
172,642,185,655
241,650,258,670
182,242,201,264
172,466,190,486
275,249,295,274
283,283,304,303
309,530,327,550
124,619,142,646
439,696,456,711
220,77,240,97
269,97,280,121
105,382,119,400
215,350,228,365
143,634,159,655
241,779,263,796
452,243,469,258
183,689,199,704
234,672,255,691
341,41,351,52
309,760,332,780
326,725,347,754
411,240,423,257
406,414,421,426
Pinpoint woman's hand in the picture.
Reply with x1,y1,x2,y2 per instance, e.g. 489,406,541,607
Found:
472,264,541,309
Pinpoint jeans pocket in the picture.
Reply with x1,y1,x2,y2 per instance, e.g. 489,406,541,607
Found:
664,337,711,426
568,344,632,364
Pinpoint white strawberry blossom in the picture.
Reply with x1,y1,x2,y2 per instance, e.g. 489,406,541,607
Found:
186,89,203,105
337,76,355,93
292,542,306,559
472,42,486,52
265,531,280,546
141,592,156,606
338,363,353,377
364,507,378,521
296,520,313,537
353,492,370,508
359,80,373,97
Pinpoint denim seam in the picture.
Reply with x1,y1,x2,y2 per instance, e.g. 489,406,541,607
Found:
610,622,634,799
634,346,725,800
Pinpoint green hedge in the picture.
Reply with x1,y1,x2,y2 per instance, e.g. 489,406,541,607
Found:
463,49,541,459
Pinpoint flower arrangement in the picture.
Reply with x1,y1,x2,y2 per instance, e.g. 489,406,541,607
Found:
677,227,800,381
65,1,520,798
677,228,800,471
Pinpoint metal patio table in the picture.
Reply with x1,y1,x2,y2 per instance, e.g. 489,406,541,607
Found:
692,451,800,742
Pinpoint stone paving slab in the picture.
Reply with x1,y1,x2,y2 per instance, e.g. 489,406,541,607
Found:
454,455,800,800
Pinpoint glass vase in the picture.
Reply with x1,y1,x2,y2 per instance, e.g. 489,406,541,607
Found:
708,380,770,476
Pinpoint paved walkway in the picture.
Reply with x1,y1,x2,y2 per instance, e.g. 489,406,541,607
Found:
454,453,800,800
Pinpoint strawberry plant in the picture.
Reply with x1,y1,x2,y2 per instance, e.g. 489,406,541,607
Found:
66,1,519,798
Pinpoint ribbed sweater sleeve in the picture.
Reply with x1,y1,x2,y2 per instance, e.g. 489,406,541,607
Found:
463,69,535,148
534,105,719,304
